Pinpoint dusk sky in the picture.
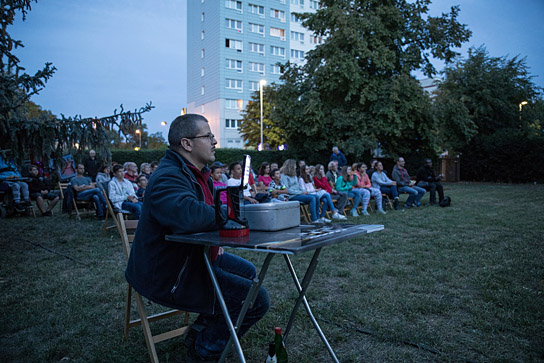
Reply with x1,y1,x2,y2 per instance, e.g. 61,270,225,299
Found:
11,0,544,138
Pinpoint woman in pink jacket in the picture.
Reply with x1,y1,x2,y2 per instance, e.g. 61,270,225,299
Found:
354,162,386,214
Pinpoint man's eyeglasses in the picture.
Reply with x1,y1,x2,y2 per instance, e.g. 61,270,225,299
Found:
185,133,215,142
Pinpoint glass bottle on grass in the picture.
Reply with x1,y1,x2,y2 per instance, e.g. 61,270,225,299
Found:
274,327,288,362
265,342,277,363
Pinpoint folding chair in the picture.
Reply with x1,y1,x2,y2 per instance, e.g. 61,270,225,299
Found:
58,182,95,220
100,184,130,235
118,214,190,363
299,202,312,223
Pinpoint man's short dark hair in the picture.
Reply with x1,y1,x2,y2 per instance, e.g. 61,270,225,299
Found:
28,164,38,173
229,161,241,173
137,175,147,184
113,164,124,173
168,114,208,149
77,163,85,169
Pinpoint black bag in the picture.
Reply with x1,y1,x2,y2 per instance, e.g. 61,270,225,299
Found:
439,196,451,207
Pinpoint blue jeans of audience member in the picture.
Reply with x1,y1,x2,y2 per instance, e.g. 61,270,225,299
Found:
194,252,270,359
6,181,29,203
398,185,426,206
348,189,363,209
289,194,319,221
77,188,106,217
380,185,399,200
317,192,337,217
121,201,143,219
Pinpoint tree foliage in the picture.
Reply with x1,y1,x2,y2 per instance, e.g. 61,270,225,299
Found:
273,0,471,160
433,46,544,182
239,85,287,150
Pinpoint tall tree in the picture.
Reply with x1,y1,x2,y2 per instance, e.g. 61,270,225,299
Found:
273,0,471,160
239,85,287,150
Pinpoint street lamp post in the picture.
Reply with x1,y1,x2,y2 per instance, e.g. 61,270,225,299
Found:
259,79,266,151
135,129,141,149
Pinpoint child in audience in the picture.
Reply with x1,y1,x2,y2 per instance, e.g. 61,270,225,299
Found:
336,165,364,217
268,168,289,202
211,164,227,205
257,162,273,186
136,175,147,201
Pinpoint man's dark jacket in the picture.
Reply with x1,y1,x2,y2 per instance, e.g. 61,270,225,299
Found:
416,165,439,184
330,151,347,168
125,149,219,314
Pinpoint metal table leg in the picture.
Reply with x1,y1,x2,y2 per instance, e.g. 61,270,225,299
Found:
283,249,339,363
202,247,245,363
219,253,276,362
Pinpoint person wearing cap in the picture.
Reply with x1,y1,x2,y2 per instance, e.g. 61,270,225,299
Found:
211,161,228,184
416,158,444,205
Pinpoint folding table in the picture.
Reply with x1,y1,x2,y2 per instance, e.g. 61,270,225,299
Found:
166,223,384,362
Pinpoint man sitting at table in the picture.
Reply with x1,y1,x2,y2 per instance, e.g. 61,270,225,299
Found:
125,114,270,362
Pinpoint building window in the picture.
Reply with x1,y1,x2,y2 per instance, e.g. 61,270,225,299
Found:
226,79,243,91
201,49,205,58
270,45,285,57
201,85,205,95
270,9,286,22
310,36,323,45
201,30,205,40
249,62,265,73
249,22,265,36
249,42,265,55
291,0,304,5
225,119,242,129
291,14,301,23
201,12,205,22
270,27,285,40
249,81,259,91
249,4,264,16
291,31,304,43
226,59,243,71
225,0,242,11
309,0,319,9
201,67,205,76
271,64,281,74
225,38,243,51
226,99,243,109
291,49,305,59
225,18,243,32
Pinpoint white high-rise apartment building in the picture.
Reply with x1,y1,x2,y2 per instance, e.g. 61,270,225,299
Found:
187,0,322,149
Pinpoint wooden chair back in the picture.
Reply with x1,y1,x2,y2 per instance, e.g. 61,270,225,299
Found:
117,214,190,363
58,181,95,220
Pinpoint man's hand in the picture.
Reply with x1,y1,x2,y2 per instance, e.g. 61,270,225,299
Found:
247,197,258,204
391,181,397,186
41,190,48,195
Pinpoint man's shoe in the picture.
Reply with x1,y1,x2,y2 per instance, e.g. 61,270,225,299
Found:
361,210,370,216
42,211,53,217
393,199,399,210
185,342,218,363
377,208,386,215
320,217,331,223
23,200,31,207
403,204,412,209
332,212,347,220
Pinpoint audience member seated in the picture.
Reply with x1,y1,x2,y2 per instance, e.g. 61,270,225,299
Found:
300,165,346,221
27,164,59,216
354,163,386,215
367,159,378,178
416,158,444,206
314,163,348,215
109,164,143,219
140,162,152,180
267,168,289,202
96,164,111,184
136,175,147,201
150,161,159,173
211,161,228,184
270,162,279,171
336,165,364,217
392,157,426,209
70,163,107,219
330,146,347,168
210,164,227,205
0,155,31,211
83,149,100,181
228,161,258,204
123,162,139,186
280,159,321,223
257,162,273,186
371,161,400,210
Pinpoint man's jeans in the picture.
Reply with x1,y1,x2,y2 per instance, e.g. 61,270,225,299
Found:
121,201,143,219
6,181,29,203
77,188,106,216
380,185,399,199
290,194,319,221
398,185,426,205
194,252,270,359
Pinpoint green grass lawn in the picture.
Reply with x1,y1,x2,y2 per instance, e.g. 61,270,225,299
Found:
1,183,543,362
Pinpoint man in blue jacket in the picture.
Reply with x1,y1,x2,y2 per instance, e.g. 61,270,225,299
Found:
125,114,269,362
330,146,347,168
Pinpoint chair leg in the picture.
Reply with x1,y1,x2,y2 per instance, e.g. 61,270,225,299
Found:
134,291,160,363
124,285,133,339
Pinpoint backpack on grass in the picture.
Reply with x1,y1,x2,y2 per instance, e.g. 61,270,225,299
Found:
439,196,451,207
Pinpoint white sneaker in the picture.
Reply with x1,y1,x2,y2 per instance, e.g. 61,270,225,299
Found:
320,217,331,223
332,212,347,220
377,208,386,215
350,209,359,217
